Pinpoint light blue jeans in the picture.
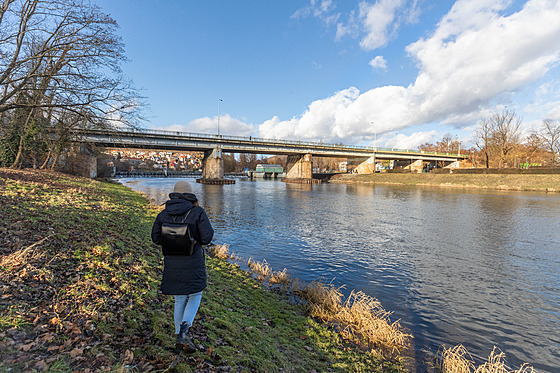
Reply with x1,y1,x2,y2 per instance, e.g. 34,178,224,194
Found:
173,291,203,334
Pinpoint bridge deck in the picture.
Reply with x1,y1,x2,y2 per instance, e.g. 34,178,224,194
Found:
76,128,467,162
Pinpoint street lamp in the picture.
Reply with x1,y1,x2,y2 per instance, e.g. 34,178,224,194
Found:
218,99,222,136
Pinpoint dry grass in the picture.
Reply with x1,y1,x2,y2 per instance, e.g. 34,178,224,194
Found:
208,251,411,355
437,345,536,373
295,280,410,354
298,278,343,315
437,345,475,373
207,244,230,260
269,268,291,290
247,257,271,281
336,291,409,352
0,235,52,269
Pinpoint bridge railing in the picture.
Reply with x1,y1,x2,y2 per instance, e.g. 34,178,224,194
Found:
84,127,465,158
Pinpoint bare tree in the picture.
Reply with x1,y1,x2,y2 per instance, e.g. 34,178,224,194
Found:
489,109,522,168
474,119,493,168
1,0,143,169
536,119,560,165
436,136,461,154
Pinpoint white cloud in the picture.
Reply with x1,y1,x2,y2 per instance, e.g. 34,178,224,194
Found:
358,0,406,50
369,55,387,69
525,80,560,120
299,0,414,50
260,0,560,146
291,0,340,25
164,114,256,137
335,10,358,40
381,131,439,149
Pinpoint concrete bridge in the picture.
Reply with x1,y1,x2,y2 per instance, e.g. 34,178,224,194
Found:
75,127,468,180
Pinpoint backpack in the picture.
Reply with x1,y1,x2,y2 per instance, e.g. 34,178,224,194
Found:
161,208,196,256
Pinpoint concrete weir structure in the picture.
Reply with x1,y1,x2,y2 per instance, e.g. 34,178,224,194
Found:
73,128,468,180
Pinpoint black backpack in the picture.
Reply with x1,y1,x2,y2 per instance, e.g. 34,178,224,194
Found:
161,208,196,256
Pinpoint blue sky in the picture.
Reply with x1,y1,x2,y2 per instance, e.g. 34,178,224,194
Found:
98,0,560,149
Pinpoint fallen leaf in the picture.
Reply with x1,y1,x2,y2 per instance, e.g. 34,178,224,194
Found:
69,348,83,358
206,347,213,356
122,349,134,365
20,342,34,352
35,360,48,371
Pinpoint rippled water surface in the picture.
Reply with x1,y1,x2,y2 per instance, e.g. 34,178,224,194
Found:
123,178,560,372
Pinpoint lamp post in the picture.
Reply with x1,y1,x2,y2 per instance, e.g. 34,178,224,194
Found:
218,99,222,136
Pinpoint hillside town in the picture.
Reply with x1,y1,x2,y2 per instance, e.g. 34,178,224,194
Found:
105,149,203,172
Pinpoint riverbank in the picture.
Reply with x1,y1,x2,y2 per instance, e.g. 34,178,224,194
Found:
329,172,560,192
0,168,406,372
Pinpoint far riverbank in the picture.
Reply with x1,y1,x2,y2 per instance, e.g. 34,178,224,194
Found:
329,172,560,192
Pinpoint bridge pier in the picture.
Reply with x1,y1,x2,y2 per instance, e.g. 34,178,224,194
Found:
197,146,235,185
354,155,377,174
403,159,424,173
444,161,460,169
63,144,98,178
283,153,321,183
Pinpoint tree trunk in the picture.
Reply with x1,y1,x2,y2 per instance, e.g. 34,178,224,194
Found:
9,134,24,168
39,148,52,169
9,109,33,168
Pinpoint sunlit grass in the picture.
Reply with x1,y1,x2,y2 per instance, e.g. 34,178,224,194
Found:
1,168,407,372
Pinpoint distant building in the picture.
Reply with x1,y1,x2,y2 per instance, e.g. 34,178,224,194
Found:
253,164,284,179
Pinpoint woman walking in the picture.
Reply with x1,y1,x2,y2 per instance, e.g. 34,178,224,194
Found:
151,181,214,351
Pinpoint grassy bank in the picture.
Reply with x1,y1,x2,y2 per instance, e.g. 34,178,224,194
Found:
330,172,560,192
0,168,406,372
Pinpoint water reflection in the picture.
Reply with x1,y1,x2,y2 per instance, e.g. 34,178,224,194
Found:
121,178,560,373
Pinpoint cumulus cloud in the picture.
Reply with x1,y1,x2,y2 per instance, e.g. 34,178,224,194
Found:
358,0,407,50
259,0,560,146
381,131,439,149
164,114,255,137
369,55,387,69
335,0,417,50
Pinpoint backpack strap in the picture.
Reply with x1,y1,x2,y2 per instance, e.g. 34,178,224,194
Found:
171,207,194,223
179,207,194,224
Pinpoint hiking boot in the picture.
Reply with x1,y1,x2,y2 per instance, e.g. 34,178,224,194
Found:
175,322,196,353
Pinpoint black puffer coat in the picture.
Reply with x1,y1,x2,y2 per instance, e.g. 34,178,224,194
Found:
151,192,214,295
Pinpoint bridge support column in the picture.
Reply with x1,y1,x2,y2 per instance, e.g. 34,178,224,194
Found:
404,159,424,173
198,146,235,184
283,154,320,183
64,144,98,178
355,155,376,174
444,161,460,169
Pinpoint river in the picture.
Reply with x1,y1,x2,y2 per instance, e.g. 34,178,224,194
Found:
121,177,560,372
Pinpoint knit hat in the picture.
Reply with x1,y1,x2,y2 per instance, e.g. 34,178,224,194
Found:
173,181,192,194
